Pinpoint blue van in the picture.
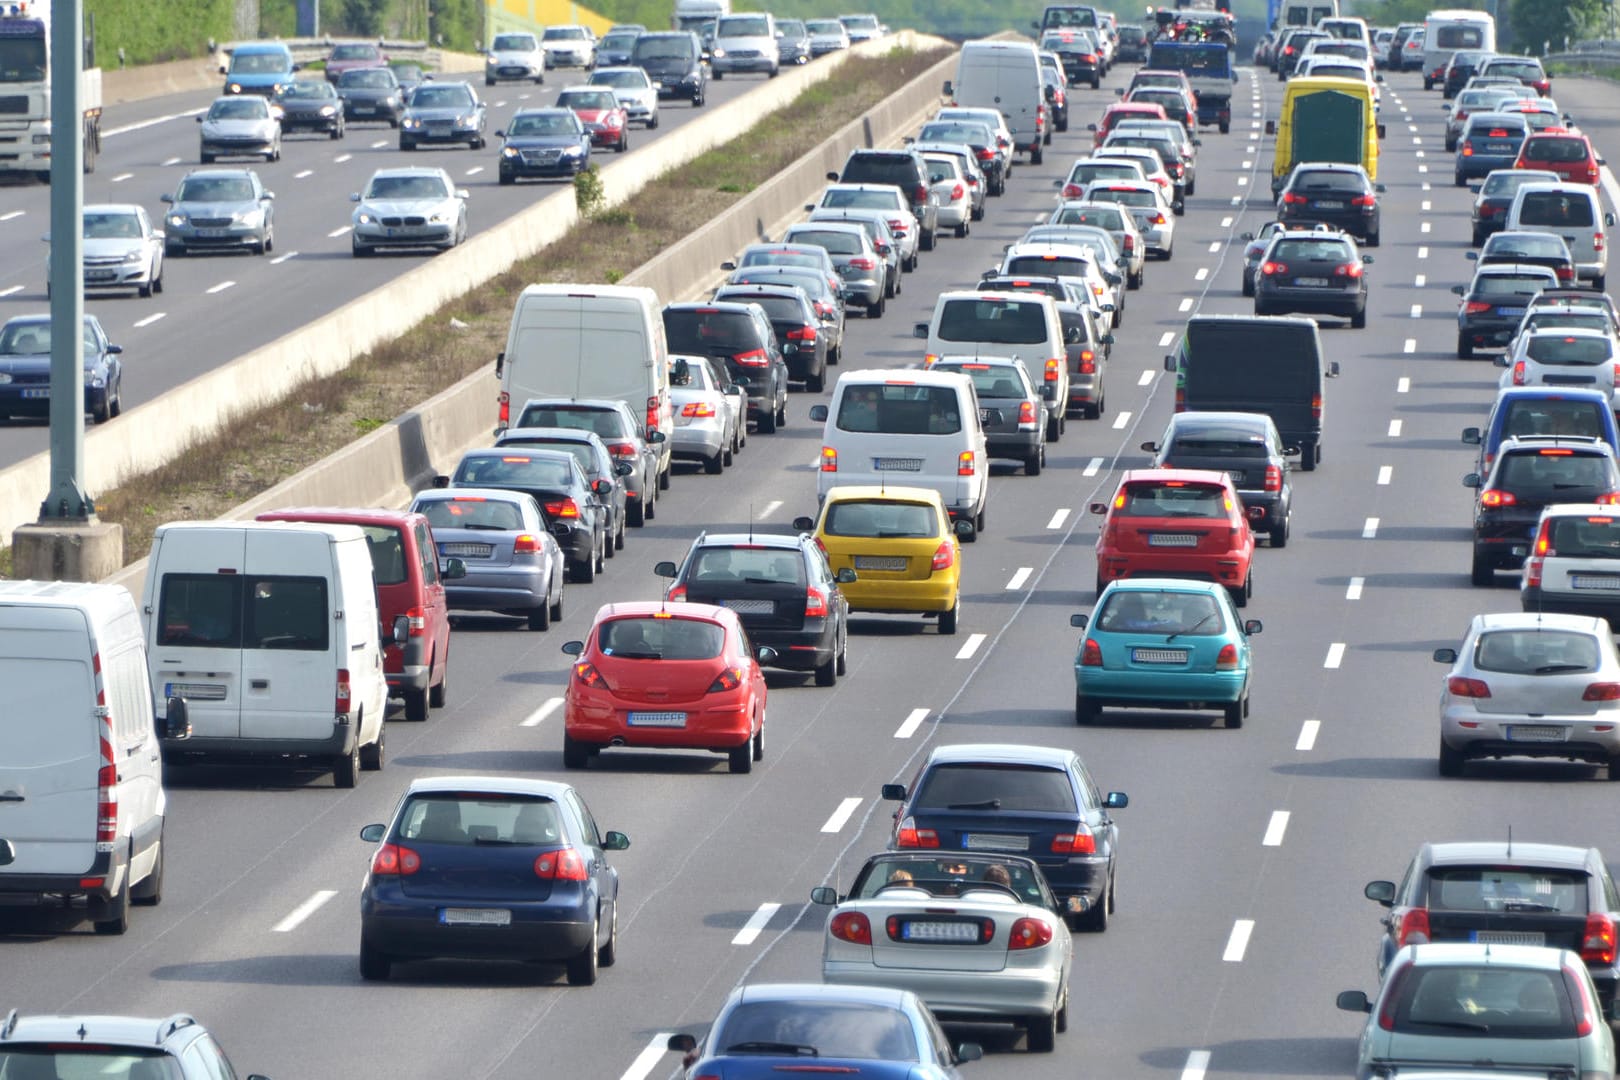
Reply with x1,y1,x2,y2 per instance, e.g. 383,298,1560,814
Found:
1463,387,1620,475
223,42,298,97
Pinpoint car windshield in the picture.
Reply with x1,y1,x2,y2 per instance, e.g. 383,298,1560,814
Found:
742,249,822,269
1115,481,1230,518
833,384,962,435
397,793,562,846
592,70,646,88
177,175,254,202
83,211,142,239
1089,187,1157,208
936,297,1049,345
1293,172,1366,193
634,37,694,60
1096,589,1224,634
0,321,96,355
499,438,595,475
1525,313,1610,335
842,15,880,30
687,546,806,586
1005,255,1089,279
718,15,769,36
713,1001,918,1061
1054,205,1127,231
1546,513,1620,559
455,454,574,490
913,763,1078,813
1494,451,1615,499
331,44,380,60
807,20,842,34
341,68,396,88
209,98,267,120
854,854,1049,903
926,158,959,183
411,85,473,108
1067,163,1141,188
598,616,724,660
1427,865,1590,913
560,90,617,111
281,81,335,99
544,26,587,40
824,499,938,539
1171,431,1270,457
1527,335,1612,365
365,174,449,200
507,113,578,136
415,496,524,531
492,33,537,50
231,52,288,73
1483,172,1555,196
1466,117,1527,138
1388,965,1576,1037
515,405,627,438
717,293,804,322
919,123,992,145
0,1049,184,1079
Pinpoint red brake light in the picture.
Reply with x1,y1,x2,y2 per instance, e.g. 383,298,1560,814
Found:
1080,638,1102,666
1078,349,1096,374
951,182,964,201
976,147,996,161
1062,182,1084,198
820,446,837,472
1396,907,1431,948
498,391,510,426
1462,145,1474,156
1008,917,1054,950
1263,465,1282,492
534,847,589,881
1044,358,1061,381
1565,960,1599,1037
1448,676,1492,699
848,255,877,270
1336,262,1364,278
931,540,954,571
958,450,976,476
1152,212,1167,225
667,583,688,602
1487,128,1508,138
681,401,716,418
1122,234,1135,253
805,587,828,618
607,441,637,457
1281,192,1307,205
96,762,117,845
895,818,939,848
335,668,352,717
733,348,769,367
1479,489,1517,507
787,325,817,342
1216,643,1240,671
645,396,660,438
512,533,541,554
1583,913,1618,964
708,667,743,693
830,911,873,945
1018,400,1038,426
1378,963,1412,1031
1585,683,1620,702
573,661,604,688
544,498,580,519
372,842,422,876
1262,261,1288,275
913,184,928,204
1051,827,1096,854
1512,360,1527,385
1464,300,1493,315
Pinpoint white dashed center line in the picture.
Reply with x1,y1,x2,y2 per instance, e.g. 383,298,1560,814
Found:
1388,419,1402,437
1377,465,1393,485
0,285,20,297
206,280,236,294
334,153,353,163
1112,411,1131,429
1220,216,1233,227
820,797,862,833
295,168,313,179
1236,176,1248,186
1047,508,1070,529
1397,377,1410,393
1417,246,1428,259
111,172,133,183
162,155,181,166
465,166,484,176
1178,298,1193,312
1083,457,1102,477
1262,811,1290,847
329,226,352,237
732,903,781,946
1006,567,1032,591
1194,267,1208,281
1409,304,1422,319
1346,577,1364,601
1403,338,1416,354
1223,920,1255,962
1414,274,1425,288
1182,1050,1212,1080
1421,199,1431,211
1207,241,1221,253
370,139,389,148
1324,643,1346,669
1363,517,1380,538
521,697,562,727
270,251,298,264
1296,719,1320,751
132,312,166,328
1158,331,1176,348
619,1035,676,1080
758,500,782,519
1137,370,1153,386
1230,195,1242,206
0,210,23,222
955,633,986,661
1420,221,1431,234
894,707,929,739
272,889,337,932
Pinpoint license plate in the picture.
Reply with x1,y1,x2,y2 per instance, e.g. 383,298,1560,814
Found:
353,106,375,114
901,920,982,942
164,682,227,700
1294,277,1330,286
194,228,229,238
1314,200,1345,209
1147,533,1200,547
1471,930,1546,945
86,271,117,282
873,457,922,470
962,832,1030,852
1572,574,1620,590
439,542,493,557
21,389,47,399
722,598,775,614
854,555,907,571
1497,306,1526,316
1486,143,1511,152
1507,725,1566,742
439,907,511,926
627,711,687,727
1132,647,1189,664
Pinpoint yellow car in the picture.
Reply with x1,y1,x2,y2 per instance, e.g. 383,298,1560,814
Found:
794,485,971,634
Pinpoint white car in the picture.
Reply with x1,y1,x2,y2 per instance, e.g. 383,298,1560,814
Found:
589,66,659,128
998,240,1119,328
73,203,164,298
1080,179,1176,259
1497,326,1620,411
485,30,546,85
1524,503,1620,628
1023,222,1133,301
350,166,469,256
541,24,596,69
922,153,973,237
1090,145,1178,210
816,183,920,268
667,354,742,473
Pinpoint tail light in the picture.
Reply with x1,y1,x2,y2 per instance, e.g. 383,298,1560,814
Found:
1511,361,1526,386
1461,144,1474,157
371,842,422,876
667,583,688,602
958,450,976,476
1334,263,1364,278
1396,907,1431,947
1216,643,1240,670
1008,917,1054,950
951,182,964,201
912,185,928,204
1595,492,1620,506
606,441,637,458
534,847,589,881
1585,682,1620,701
498,391,510,426
1463,300,1493,315
848,255,877,270
96,762,117,845
931,540,954,571
709,667,743,693
830,911,873,944
1478,488,1516,507
1017,400,1039,428
1377,964,1412,1032
1480,203,1501,217
1534,520,1555,557
336,668,352,717
1062,182,1084,198
1044,358,1060,382
573,661,604,688
1175,386,1186,412
1080,638,1102,666
1448,676,1491,698
1080,52,1096,62
681,401,716,418
544,498,581,519
820,446,837,472
805,587,828,618
646,396,660,438
404,606,427,637
1525,555,1545,588
1168,161,1184,178
1597,232,1606,252
1078,349,1096,374
513,533,542,554
1281,192,1307,205
1263,465,1282,492
1564,960,1598,1037
887,217,907,234
1051,827,1096,854
1557,265,1575,281
1310,392,1323,421
976,147,996,161
733,348,769,367
895,818,939,848
787,325,817,342
1583,913,1618,964
1122,234,1135,254
1152,213,1167,225
1588,162,1600,183
1262,261,1288,275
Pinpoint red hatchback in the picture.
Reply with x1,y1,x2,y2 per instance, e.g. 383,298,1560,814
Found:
561,602,770,773
1089,469,1256,606
1514,132,1604,187
1092,102,1167,147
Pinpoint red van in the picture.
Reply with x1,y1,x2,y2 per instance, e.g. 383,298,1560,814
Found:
257,508,455,720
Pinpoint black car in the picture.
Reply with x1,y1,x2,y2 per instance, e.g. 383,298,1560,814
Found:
933,357,1046,474
511,397,663,527
1276,163,1384,245
273,80,345,138
712,283,830,392
833,148,938,251
494,426,633,555
663,302,791,433
725,264,846,362
0,314,123,425
336,66,405,126
1443,49,1494,98
1142,411,1295,546
595,30,641,67
776,18,812,65
496,108,591,183
1452,264,1560,358
1470,230,1577,286
1115,24,1149,64
439,447,612,583
1042,28,1102,87
1464,436,1620,584
1252,228,1371,327
1275,29,1328,77
1469,168,1561,245
400,81,487,151
631,31,706,105
1364,841,1620,1010
655,531,853,684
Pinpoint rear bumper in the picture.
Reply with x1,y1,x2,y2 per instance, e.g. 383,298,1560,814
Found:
823,960,1063,1017
361,893,596,961
445,568,551,611
749,622,837,669
1076,667,1247,705
1521,586,1620,625
0,848,125,906
161,724,357,763
843,578,957,614
1098,555,1249,588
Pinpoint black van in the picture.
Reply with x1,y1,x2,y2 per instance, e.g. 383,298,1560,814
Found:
1164,315,1339,471
632,32,707,105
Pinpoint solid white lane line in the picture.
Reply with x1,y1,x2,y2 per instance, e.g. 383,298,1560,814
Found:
328,225,352,237
103,107,207,137
820,797,862,834
1417,246,1429,259
1346,577,1364,601
1158,331,1176,347
1047,508,1070,529
334,152,353,163
1296,719,1320,751
1324,642,1346,669
1112,411,1131,430
619,1034,676,1080
206,280,235,294
1083,457,1102,477
1006,567,1032,591
1414,274,1426,288
1409,304,1422,319
955,633,986,661
1194,267,1208,281
521,697,562,727
0,210,22,221
295,168,314,179
1403,338,1416,354
1178,298,1193,312
1388,419,1402,437
1223,920,1254,962
132,313,166,328
1262,811,1289,847
1182,1050,1212,1080
1363,517,1380,538
1377,465,1393,485
1138,370,1153,386
111,172,134,182
894,707,929,739
1208,240,1221,253
732,902,781,945
0,285,20,297
1397,377,1410,393
758,500,782,519
270,251,298,264
272,889,337,932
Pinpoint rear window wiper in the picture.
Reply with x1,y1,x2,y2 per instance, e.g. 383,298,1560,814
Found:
609,650,663,660
1500,900,1562,912
1534,663,1590,674
1408,1019,1493,1034
946,799,1002,810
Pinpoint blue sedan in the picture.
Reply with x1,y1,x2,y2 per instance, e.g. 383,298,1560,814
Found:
358,775,628,984
667,983,982,1078
1071,578,1261,728
0,314,123,424
496,107,592,183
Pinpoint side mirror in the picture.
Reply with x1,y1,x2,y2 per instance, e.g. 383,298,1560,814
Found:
1053,179,1064,188
359,823,387,843
1376,123,1387,139
1193,138,1203,146
1461,427,1481,444
912,322,929,339
1243,619,1263,635
667,1034,698,1054
432,475,450,488
195,115,204,123
954,519,975,539
592,478,612,494
1467,183,1481,193
720,260,737,271
1465,251,1478,262
441,557,467,580
391,614,410,644
1045,85,1056,102
561,640,585,656
1265,119,1276,135
0,839,13,866
654,560,678,578
880,782,907,801
835,567,857,583
1140,440,1159,452
1493,355,1510,368
1163,353,1176,372
810,885,838,905
495,351,504,377
161,194,175,204
350,192,361,202
956,1043,984,1064
1608,212,1617,228
1462,473,1482,489
107,344,124,355
809,404,829,422
1364,880,1396,905
825,171,839,182
1069,613,1089,629
803,203,816,213
1442,103,1452,111
1600,158,1608,167
1375,183,1386,193
1450,284,1467,296
1362,255,1374,265
1102,333,1115,345
792,515,816,531
494,128,505,138
1103,791,1128,809
1434,647,1459,664
875,242,891,256
1239,231,1253,242
602,830,631,850
1089,502,1107,515
615,461,634,477
162,697,191,740
941,80,953,97
756,646,778,663
1336,990,1372,1014
1327,361,1341,378
1087,123,1098,131
218,64,228,75
647,430,666,444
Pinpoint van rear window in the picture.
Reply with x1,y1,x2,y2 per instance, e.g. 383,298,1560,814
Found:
358,526,409,586
159,574,330,651
938,298,1048,345
1434,24,1485,50
834,384,963,434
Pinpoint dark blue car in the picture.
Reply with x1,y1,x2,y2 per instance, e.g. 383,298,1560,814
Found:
1454,112,1530,187
358,776,628,984
496,107,592,183
0,313,123,424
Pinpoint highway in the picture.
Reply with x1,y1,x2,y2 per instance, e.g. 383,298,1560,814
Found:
3,51,1620,1080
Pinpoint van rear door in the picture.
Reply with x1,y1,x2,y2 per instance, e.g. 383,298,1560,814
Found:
150,526,247,741
1182,322,1322,445
241,529,340,743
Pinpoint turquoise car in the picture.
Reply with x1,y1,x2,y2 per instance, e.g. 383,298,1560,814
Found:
1070,578,1261,728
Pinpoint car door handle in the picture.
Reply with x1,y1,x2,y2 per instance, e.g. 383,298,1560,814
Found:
0,792,23,803
251,679,269,690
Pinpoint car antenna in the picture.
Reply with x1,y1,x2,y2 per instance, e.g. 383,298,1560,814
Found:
1507,823,1513,858
748,504,754,543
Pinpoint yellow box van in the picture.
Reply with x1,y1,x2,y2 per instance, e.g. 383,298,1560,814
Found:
1266,76,1384,196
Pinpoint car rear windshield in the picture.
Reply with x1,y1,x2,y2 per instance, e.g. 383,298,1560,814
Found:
397,793,562,846
688,546,806,585
416,497,524,531
516,405,628,438
1292,171,1366,193
1528,335,1613,365
1548,514,1620,558
1171,432,1270,457
340,68,395,87
0,1050,184,1080
665,309,761,352
1426,865,1590,913
824,499,939,539
455,454,574,490
936,363,1027,398
841,156,918,188
1488,234,1566,259
926,159,958,183
823,189,899,211
1115,480,1229,518
501,438,595,476
1518,192,1597,228
1495,450,1615,499
158,574,329,651
1474,274,1553,297
1487,173,1555,201
1056,204,1128,231
1066,165,1139,189
1091,188,1157,208
1388,965,1576,1038
1472,628,1601,674
937,298,1049,345
834,384,962,435
1524,137,1591,163
1436,25,1487,49
1524,313,1611,335
717,293,803,322
1095,589,1223,634
1499,399,1610,441
354,525,410,585
1488,60,1542,79
919,123,991,146
786,229,861,255
742,249,823,270
1005,255,1090,280
1466,117,1527,137
714,1002,918,1062
598,616,724,659
915,763,1078,813
1271,239,1354,262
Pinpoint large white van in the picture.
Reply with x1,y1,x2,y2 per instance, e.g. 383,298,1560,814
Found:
497,283,674,489
1506,183,1615,290
810,368,992,536
0,580,179,935
913,290,1067,379
946,41,1047,165
142,521,390,789
1423,9,1495,87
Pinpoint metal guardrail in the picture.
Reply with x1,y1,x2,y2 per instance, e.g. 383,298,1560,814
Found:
1545,48,1620,69
219,37,442,68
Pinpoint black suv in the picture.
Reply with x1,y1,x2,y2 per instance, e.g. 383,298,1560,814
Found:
1143,410,1295,546
1464,436,1620,585
662,302,791,432
655,531,854,685
0,1012,270,1080
1442,49,1494,98
831,148,940,252
1276,163,1384,245
1252,227,1371,327
632,31,707,104
712,282,830,392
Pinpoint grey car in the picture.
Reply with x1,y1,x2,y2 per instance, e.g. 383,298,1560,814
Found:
512,397,663,527
273,79,346,138
0,1012,269,1079
336,66,405,126
782,221,888,318
668,353,743,472
777,19,812,65
805,209,902,299
399,81,488,151
934,356,1047,475
350,166,469,255
410,487,567,630
161,168,275,256
197,95,281,163
494,425,632,554
805,18,851,56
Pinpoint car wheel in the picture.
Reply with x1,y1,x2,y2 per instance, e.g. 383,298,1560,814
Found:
836,633,848,676
723,438,734,467
939,596,960,635
138,280,152,298
713,69,723,80
1075,691,1100,725
616,133,628,153
920,227,935,252
1457,334,1474,360
550,581,565,622
1470,547,1494,587
1056,991,1070,1033
956,220,968,238
1047,413,1061,442
1365,229,1380,247
807,365,825,393
90,881,129,935
599,905,618,967
1026,446,1043,476
753,722,764,761
1241,274,1254,298
704,449,724,474
758,405,778,434
404,683,429,721
1270,514,1289,548
868,294,884,319
1439,738,1466,778
562,734,589,769
776,395,787,427
615,517,626,550
815,650,837,686
727,739,753,773
1299,439,1317,471
130,831,163,906
645,491,656,520
975,505,986,537
400,137,415,151
1596,274,1608,291
359,936,392,981
566,920,600,985
1031,145,1043,166
649,114,659,129
572,551,595,584
1130,268,1143,289
1224,693,1245,729
91,396,111,425
109,385,122,418
1351,306,1367,330
430,655,449,708
360,724,384,771
1026,1011,1058,1054
499,171,515,185
1230,573,1250,608
334,739,360,789
594,532,606,573
1073,874,1110,932
627,494,645,526
200,152,214,164
971,202,985,221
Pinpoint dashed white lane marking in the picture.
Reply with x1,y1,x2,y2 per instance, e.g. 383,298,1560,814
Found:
1220,215,1233,227
1242,159,1252,168
1178,298,1193,312
1031,212,1046,223
1420,221,1431,234
1415,150,1425,158
1388,419,1403,437
1182,1050,1212,1080
1251,120,1260,128
1230,195,1242,206
1422,181,1431,192
1194,267,1208,281
102,106,206,137
1414,274,1426,288
1418,164,1428,173
1421,199,1432,211
206,280,235,294
1084,457,1102,477
1403,338,1416,354
1112,411,1131,430
1262,811,1290,847
162,155,181,166
111,172,134,183
1418,246,1429,259
0,210,22,222
1296,719,1320,751
1047,508,1070,529
132,312,166,328
1158,331,1176,347
465,166,484,176
370,139,390,149
334,152,353,163
295,168,314,178
1207,241,1221,253
1407,123,1418,132
272,889,337,932
1397,377,1410,393
1324,643,1346,669
1412,137,1422,145
820,797,862,833
1223,920,1255,962
1409,304,1422,319
733,903,781,946
329,226,352,237
1346,577,1364,601
521,697,562,727
759,499,782,519
0,285,20,297
1237,176,1248,186
955,633,986,661
270,251,298,264
1377,465,1393,485
1363,517,1380,539
619,1034,676,1080
1006,567,1032,591
1137,370,1153,386
894,707,929,739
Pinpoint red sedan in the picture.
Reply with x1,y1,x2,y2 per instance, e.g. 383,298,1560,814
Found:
561,602,770,773
557,86,629,153
1090,468,1256,606
1514,132,1604,186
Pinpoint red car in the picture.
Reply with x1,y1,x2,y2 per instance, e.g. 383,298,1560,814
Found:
324,42,391,85
561,602,770,773
257,507,455,720
1091,102,1167,147
1514,132,1604,186
1089,469,1256,606
556,86,629,153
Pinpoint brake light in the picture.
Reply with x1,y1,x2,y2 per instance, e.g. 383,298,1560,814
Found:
958,450,976,476
1448,676,1491,698
544,498,580,519
512,533,541,554
1588,162,1601,183
1080,52,1096,62
787,325,817,342
1080,638,1102,666
895,818,939,848
1558,265,1576,281
1335,263,1364,278
886,217,907,234
1281,192,1307,204
1480,203,1501,217
1461,144,1474,157
912,184,928,205
1487,128,1508,138
820,446,837,472
1595,492,1620,506
95,761,116,845
1216,643,1240,671
1122,234,1135,253
1152,212,1167,225
1262,260,1287,275
1018,400,1038,428
1311,392,1323,421
1262,464,1282,492
1479,489,1517,507
403,606,427,637
646,396,660,438
931,540,954,571
1584,682,1620,702
805,587,829,618
848,255,877,270
1377,964,1411,1031
708,667,743,693
1583,913,1618,964
1396,907,1431,947
1078,349,1096,374
681,401,716,418
667,583,688,602
830,911,873,944
1597,232,1606,252
1512,360,1527,385
1525,554,1545,588
1062,182,1084,198
573,661,604,688
371,842,422,876
733,348,769,367
950,182,964,201
336,668,351,718
498,391,510,426
1464,300,1493,315
1008,917,1054,950
534,847,589,881
1051,827,1096,854
1565,959,1599,1037
976,147,996,161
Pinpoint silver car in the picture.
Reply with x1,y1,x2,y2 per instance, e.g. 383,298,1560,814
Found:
161,168,275,256
912,141,986,221
805,18,850,56
350,166,469,256
1523,503,1620,628
197,94,281,163
1080,179,1175,259
485,30,546,85
1046,201,1146,288
781,222,887,317
922,153,972,237
541,24,596,70
409,488,566,631
589,66,660,128
1433,611,1620,777
70,204,164,297
816,183,919,268
399,81,487,150
1497,326,1620,411
668,354,742,473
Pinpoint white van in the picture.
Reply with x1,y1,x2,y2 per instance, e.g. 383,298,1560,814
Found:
914,290,1067,377
1316,16,1372,50
1423,9,1495,88
810,368,991,536
142,521,391,789
0,580,178,935
1506,183,1615,290
497,283,674,489
946,41,1047,165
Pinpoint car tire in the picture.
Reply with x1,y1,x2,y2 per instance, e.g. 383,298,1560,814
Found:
615,518,626,550
1224,694,1245,729
1074,874,1110,931
1026,1011,1058,1054
1439,738,1466,778
404,683,429,721
110,386,122,418
758,405,777,434
359,937,392,981
131,831,163,906
528,596,552,630
815,651,837,686
1597,274,1608,291
971,202,985,221
649,114,659,130
1031,145,1043,165
836,633,848,676
728,740,753,774
360,724,384,771
1351,306,1367,329
562,734,589,769
1219,120,1230,134
1454,171,1466,188
1457,334,1474,359
1270,515,1289,548
331,125,343,140
868,294,885,319
599,905,618,967
659,466,671,491
566,921,601,985
920,227,936,252
956,221,969,238
91,397,111,425
808,366,825,393
152,268,163,295
939,596,960,635
616,133,628,153
1470,548,1494,587
200,152,214,164
138,280,153,298
1075,691,1099,725
1299,439,1317,472
430,657,449,709
1366,229,1380,247
1241,274,1254,298
705,449,724,474
1047,413,1062,442
713,69,723,80
627,496,645,527
753,723,764,761
400,137,415,151
572,553,595,584
550,582,565,622
1026,446,1043,476
1231,573,1251,608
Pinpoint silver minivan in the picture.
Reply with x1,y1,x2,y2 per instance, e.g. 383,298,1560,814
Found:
711,12,779,78
1506,182,1615,290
